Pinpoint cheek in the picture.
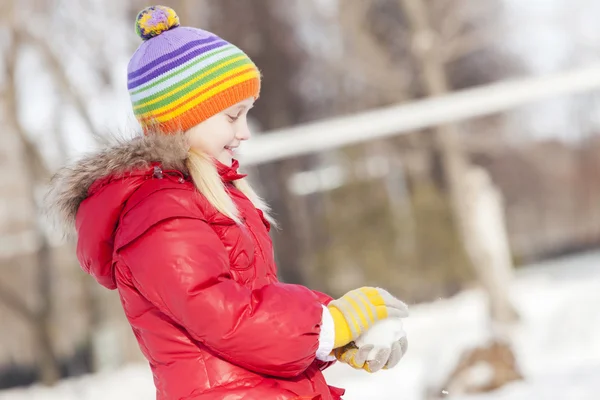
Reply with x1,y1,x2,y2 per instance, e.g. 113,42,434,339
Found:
187,122,221,153
187,118,236,155
187,133,210,153
216,126,236,146
187,134,202,149
197,137,221,155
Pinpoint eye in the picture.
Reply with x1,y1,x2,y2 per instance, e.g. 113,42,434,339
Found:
227,110,243,122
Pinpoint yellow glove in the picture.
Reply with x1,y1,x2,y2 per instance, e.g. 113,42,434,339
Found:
333,343,372,370
327,287,408,348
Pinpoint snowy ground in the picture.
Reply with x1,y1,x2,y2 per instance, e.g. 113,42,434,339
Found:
2,250,600,400
323,250,600,400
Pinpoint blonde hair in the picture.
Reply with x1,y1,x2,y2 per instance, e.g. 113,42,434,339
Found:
186,150,276,227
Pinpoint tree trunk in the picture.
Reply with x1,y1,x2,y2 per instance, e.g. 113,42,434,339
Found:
4,23,62,386
398,0,518,326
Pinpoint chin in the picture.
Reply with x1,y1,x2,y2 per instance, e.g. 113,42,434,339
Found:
218,157,233,166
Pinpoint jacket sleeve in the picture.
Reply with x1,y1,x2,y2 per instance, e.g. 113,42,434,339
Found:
117,215,335,378
310,290,337,369
312,289,334,305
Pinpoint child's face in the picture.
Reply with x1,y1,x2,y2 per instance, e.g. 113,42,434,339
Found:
185,97,254,166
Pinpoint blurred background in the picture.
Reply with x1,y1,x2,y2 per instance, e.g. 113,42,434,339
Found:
1,0,600,399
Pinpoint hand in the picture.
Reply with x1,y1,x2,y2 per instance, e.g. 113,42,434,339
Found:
328,287,408,348
335,317,408,373
334,337,407,373
356,317,408,372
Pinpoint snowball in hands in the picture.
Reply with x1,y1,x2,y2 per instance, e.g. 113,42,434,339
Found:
355,318,407,365
356,317,406,348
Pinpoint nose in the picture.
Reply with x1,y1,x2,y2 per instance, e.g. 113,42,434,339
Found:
236,122,251,141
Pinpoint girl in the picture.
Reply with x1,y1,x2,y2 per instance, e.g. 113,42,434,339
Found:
48,6,408,399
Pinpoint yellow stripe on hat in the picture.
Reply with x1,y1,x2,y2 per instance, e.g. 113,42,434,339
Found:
155,70,258,122
133,55,248,111
137,65,256,119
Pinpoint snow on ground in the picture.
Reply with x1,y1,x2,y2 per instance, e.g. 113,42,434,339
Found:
2,251,600,400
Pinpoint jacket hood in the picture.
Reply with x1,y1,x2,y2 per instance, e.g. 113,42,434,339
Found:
46,132,191,289
46,132,190,234
46,132,247,289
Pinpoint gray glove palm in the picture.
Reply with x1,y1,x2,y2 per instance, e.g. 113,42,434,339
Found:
335,317,408,372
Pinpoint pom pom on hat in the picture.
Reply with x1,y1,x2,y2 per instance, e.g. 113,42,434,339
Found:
135,5,180,41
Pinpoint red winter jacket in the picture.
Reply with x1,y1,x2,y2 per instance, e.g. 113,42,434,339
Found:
48,134,344,400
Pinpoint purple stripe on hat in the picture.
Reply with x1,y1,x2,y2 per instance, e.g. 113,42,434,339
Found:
128,35,222,80
127,40,229,90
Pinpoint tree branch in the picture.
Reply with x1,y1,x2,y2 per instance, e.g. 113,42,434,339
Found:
18,27,100,143
438,0,469,40
0,278,36,322
5,21,62,384
438,0,494,41
442,29,498,64
5,29,51,180
337,2,410,102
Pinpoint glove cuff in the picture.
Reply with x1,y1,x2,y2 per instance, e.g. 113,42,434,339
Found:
328,305,353,348
316,305,337,361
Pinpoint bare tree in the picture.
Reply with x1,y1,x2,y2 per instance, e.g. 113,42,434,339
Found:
0,0,121,384
398,0,518,326
395,0,522,395
2,21,60,385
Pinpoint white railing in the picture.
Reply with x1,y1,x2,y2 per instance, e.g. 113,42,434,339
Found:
239,63,600,166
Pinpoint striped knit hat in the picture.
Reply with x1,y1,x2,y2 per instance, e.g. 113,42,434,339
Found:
128,5,261,134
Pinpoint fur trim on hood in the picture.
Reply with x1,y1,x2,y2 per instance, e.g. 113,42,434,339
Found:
45,132,189,234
